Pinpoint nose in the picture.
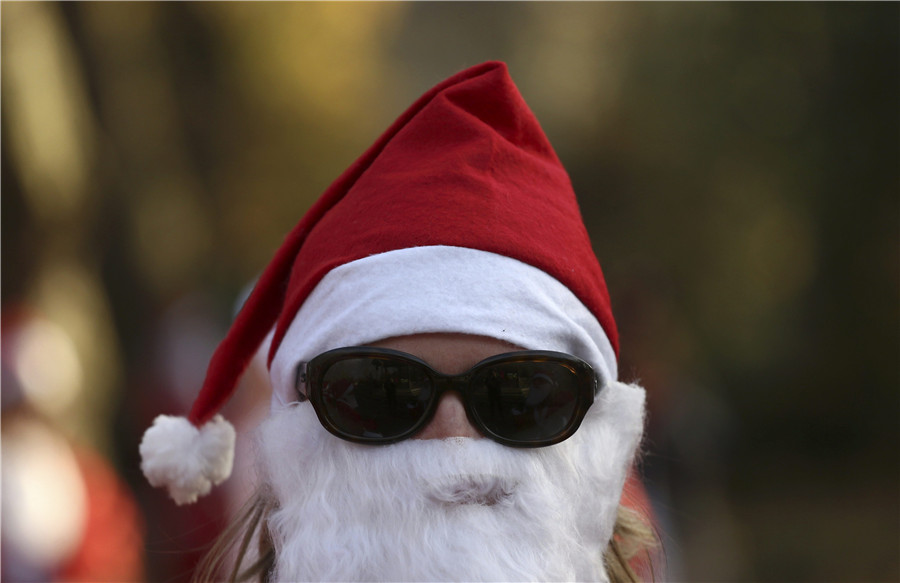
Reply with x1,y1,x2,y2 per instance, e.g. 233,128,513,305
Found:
415,392,482,440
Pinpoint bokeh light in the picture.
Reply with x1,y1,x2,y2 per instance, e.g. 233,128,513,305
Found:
12,317,83,418
2,417,88,570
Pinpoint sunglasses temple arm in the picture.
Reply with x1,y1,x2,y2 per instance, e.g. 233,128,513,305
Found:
294,362,309,402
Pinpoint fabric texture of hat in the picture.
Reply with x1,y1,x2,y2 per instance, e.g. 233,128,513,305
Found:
140,61,619,505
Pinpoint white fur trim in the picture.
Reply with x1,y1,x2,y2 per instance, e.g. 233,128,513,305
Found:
139,414,235,505
270,246,617,408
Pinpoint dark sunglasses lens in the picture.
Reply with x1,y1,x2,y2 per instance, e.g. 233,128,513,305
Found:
469,361,581,443
320,357,433,440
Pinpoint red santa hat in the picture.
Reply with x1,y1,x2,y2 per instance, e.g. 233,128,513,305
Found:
140,61,620,505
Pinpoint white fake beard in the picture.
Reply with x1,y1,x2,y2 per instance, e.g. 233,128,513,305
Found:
256,381,645,582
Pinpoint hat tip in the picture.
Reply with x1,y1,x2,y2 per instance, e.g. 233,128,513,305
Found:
139,414,235,505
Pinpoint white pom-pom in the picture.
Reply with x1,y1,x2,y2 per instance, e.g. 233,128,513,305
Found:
139,414,236,505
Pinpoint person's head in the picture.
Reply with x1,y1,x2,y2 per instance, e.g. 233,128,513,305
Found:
140,62,655,582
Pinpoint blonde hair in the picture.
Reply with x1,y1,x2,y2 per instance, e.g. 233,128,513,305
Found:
605,504,661,583
193,490,659,583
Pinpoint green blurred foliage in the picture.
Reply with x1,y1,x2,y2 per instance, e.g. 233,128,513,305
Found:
3,3,897,581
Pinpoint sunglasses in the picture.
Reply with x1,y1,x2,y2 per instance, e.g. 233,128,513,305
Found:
295,347,599,447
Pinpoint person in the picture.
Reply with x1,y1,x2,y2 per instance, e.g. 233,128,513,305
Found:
140,61,657,582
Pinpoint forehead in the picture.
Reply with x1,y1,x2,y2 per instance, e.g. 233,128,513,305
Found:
370,333,521,376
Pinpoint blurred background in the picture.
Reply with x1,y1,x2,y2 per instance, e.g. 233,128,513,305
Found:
2,3,897,581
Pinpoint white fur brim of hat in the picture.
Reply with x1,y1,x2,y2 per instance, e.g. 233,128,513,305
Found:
270,245,618,408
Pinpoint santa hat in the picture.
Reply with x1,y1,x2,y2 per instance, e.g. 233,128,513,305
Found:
140,61,620,505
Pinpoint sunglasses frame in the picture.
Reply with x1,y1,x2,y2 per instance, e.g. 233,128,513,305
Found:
296,346,599,448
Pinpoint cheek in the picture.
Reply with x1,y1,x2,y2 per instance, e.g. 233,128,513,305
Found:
257,405,327,491
564,381,646,540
